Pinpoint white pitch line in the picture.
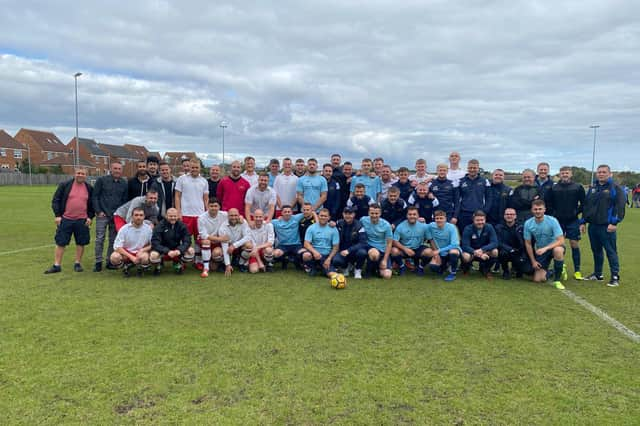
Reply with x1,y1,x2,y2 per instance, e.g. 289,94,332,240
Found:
562,289,640,343
0,244,54,256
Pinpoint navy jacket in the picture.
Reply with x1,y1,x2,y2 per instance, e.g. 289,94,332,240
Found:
487,182,512,224
429,178,459,218
583,178,626,226
381,198,408,228
495,222,525,254
461,223,498,254
128,174,150,200
52,179,95,219
324,177,343,221
392,180,413,203
456,174,492,217
336,218,367,252
347,195,372,220
407,192,438,223
535,176,554,203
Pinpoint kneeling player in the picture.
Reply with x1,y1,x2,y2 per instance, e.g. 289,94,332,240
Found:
149,208,194,275
272,205,307,270
219,208,253,276
198,198,229,277
111,208,153,277
496,208,531,279
391,207,433,275
360,204,394,279
247,209,275,273
427,210,461,281
461,210,499,278
302,208,340,276
524,200,567,289
331,206,367,279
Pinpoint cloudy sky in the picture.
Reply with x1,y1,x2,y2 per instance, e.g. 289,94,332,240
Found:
1,0,639,172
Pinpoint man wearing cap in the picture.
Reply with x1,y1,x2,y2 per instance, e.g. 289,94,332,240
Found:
331,206,368,279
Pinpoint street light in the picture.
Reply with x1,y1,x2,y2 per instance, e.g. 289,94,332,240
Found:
590,125,600,186
27,144,32,185
74,72,82,167
220,121,228,165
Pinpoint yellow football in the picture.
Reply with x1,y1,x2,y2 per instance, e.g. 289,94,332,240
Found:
330,273,347,289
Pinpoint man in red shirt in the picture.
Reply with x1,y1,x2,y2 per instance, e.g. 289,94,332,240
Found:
45,168,95,274
216,160,251,215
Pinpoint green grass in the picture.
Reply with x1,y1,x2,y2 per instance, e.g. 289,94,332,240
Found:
1,185,639,424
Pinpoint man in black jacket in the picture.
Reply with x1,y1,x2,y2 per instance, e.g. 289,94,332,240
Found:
92,161,128,272
45,168,95,274
331,207,368,279
149,208,194,275
127,160,150,200
509,169,541,224
150,161,176,218
583,165,626,287
381,187,407,231
495,208,531,280
546,166,586,280
487,168,512,226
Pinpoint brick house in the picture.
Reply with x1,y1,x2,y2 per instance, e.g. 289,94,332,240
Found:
39,156,97,176
67,137,110,175
0,130,28,171
124,144,150,161
164,151,198,175
98,143,142,177
14,128,73,167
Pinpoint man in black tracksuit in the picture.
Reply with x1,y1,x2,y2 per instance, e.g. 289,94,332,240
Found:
582,165,626,287
381,187,408,230
150,208,194,274
546,166,586,279
128,160,151,200
495,208,531,279
323,163,343,221
487,169,512,226
510,169,541,224
460,210,498,277
429,164,459,221
455,159,492,233
149,161,176,218
331,207,368,278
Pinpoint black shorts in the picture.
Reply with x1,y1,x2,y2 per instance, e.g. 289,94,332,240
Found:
55,218,91,247
559,220,581,241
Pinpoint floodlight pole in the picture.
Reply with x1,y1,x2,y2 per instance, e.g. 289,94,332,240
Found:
74,72,82,167
27,144,32,185
590,125,600,186
220,121,228,165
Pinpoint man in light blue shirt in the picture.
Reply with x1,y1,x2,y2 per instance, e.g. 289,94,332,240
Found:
360,203,393,279
272,205,307,270
303,208,340,276
427,209,461,281
296,158,328,211
350,158,382,201
524,199,566,289
391,207,433,276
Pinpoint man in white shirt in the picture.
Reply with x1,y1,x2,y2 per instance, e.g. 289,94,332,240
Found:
241,156,259,187
197,198,229,278
244,172,277,225
175,160,209,243
380,164,398,201
273,157,299,216
219,208,253,276
409,158,433,187
111,207,153,277
247,209,275,273
447,151,465,187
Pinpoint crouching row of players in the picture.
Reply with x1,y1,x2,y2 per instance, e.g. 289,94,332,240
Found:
111,197,568,290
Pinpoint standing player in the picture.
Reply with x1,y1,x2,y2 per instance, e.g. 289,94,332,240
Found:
247,209,275,273
407,182,439,223
487,168,512,226
426,210,461,281
175,160,209,246
127,160,150,200
393,166,413,203
409,158,432,186
244,172,277,225
149,208,194,275
373,157,385,176
381,186,408,231
216,160,251,215
509,169,541,224
267,159,280,187
455,159,491,233
322,163,343,221
146,156,159,179
350,158,382,201
460,211,499,279
360,204,394,279
273,158,299,216
302,208,340,277
524,200,567,289
546,166,586,280
379,165,398,200
150,161,176,218
582,164,626,287
198,198,229,277
535,162,553,202
92,161,128,272
45,168,94,274
110,208,153,277
207,164,222,202
429,164,458,222
447,151,465,187
241,156,258,187
296,158,328,212
294,158,306,178
391,207,433,275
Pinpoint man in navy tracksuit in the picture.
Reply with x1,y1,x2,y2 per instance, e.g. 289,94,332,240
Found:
495,208,531,279
346,183,373,220
461,210,499,277
331,207,368,278
582,165,626,287
408,183,439,223
392,167,413,203
322,163,343,221
546,166,586,279
455,159,492,233
487,169,512,226
535,162,554,203
381,187,408,230
429,164,459,221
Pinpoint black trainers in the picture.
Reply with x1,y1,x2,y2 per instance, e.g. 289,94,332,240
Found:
93,262,102,272
584,273,604,282
44,265,61,274
136,266,144,278
105,262,118,270
74,263,84,272
607,275,620,287
502,269,511,280
123,264,132,278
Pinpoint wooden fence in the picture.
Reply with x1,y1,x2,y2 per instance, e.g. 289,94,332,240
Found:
0,173,73,186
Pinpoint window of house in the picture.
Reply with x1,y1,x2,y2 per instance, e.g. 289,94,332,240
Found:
47,152,55,160
14,150,22,159
0,149,6,157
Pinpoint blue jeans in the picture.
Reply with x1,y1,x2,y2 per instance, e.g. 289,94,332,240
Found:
588,224,619,276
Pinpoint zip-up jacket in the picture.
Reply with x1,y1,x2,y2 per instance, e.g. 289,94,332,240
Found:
347,195,373,220
52,179,95,219
408,193,439,223
495,222,525,253
487,182,512,224
151,219,191,254
535,176,553,203
92,175,128,217
381,198,408,228
429,178,459,218
127,174,150,200
509,184,540,224
150,177,176,217
583,178,626,225
461,223,498,254
546,181,585,223
336,219,367,252
392,180,413,203
456,174,492,217
324,177,342,220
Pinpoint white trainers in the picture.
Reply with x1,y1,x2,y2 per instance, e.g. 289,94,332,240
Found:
354,269,362,279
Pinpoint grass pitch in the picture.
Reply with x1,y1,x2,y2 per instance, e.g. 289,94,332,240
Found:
1,185,639,424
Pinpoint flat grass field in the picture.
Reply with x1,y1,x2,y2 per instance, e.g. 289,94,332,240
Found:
1,185,639,425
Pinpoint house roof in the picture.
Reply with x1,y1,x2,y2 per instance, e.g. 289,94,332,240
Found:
164,152,198,162
0,130,26,150
16,128,69,153
40,157,96,168
124,144,149,159
98,143,141,160
70,137,109,157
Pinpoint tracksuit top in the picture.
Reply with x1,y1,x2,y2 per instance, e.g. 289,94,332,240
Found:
583,178,626,226
381,198,408,228
495,222,525,253
461,224,499,254
151,219,191,255
547,181,585,223
509,184,541,224
429,178,459,217
487,182,512,224
407,193,439,223
392,180,414,203
324,177,343,220
336,219,367,252
456,174,492,216
347,195,373,220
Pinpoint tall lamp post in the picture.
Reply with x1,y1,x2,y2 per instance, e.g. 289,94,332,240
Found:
590,124,600,186
27,144,32,186
74,72,82,167
220,121,228,165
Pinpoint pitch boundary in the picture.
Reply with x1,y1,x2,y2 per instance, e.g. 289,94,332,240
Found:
0,244,55,256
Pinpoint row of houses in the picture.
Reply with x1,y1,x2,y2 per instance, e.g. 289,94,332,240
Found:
0,128,199,177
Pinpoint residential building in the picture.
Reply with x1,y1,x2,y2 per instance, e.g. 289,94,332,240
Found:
0,130,27,171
